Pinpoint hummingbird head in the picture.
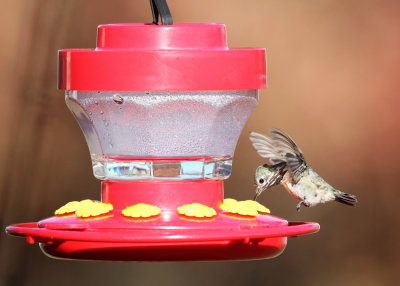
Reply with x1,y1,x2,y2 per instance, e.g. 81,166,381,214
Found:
254,166,270,200
254,163,287,200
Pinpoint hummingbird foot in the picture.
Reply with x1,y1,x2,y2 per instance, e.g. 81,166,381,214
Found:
296,200,311,211
296,201,303,212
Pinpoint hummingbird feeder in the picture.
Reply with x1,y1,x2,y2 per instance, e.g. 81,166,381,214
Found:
6,0,319,261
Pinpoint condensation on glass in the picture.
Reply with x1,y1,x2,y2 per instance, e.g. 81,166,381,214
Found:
65,90,258,180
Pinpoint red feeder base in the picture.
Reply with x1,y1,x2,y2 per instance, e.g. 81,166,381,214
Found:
6,180,319,261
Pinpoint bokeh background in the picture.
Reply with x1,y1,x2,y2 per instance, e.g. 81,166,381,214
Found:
1,0,399,285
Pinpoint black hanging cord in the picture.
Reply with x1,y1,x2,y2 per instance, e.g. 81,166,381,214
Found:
150,0,173,25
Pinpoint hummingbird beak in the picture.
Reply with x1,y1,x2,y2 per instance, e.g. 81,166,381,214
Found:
254,187,263,201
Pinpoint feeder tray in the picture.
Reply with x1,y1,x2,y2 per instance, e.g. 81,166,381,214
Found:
6,181,319,261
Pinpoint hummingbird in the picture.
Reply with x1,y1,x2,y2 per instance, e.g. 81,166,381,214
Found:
249,128,357,211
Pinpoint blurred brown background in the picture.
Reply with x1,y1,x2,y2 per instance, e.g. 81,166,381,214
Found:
1,0,399,285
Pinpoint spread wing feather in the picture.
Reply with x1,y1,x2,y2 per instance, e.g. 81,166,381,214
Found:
250,128,308,184
249,132,286,164
270,128,307,183
269,128,304,161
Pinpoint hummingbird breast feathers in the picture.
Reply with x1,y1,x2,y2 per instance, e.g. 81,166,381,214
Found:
281,168,336,207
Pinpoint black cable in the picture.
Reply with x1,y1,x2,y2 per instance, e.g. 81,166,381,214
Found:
150,0,173,25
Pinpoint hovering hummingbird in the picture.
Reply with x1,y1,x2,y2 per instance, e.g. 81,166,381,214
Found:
250,128,357,211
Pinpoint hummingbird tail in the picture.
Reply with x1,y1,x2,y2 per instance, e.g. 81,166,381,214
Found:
335,192,357,206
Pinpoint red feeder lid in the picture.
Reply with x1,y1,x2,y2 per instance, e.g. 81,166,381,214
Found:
58,23,266,91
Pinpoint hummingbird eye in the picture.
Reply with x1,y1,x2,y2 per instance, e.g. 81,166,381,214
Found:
259,178,265,184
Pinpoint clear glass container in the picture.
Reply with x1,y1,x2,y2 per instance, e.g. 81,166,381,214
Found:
66,90,258,180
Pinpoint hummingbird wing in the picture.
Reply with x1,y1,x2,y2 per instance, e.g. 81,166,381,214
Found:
262,163,287,187
285,153,308,183
270,128,307,184
249,132,286,164
268,162,287,185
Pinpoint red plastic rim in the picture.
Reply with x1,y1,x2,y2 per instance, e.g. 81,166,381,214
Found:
7,220,319,244
6,218,319,261
58,23,266,91
6,181,319,261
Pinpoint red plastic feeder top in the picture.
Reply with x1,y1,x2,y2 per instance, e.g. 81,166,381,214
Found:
58,23,266,91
